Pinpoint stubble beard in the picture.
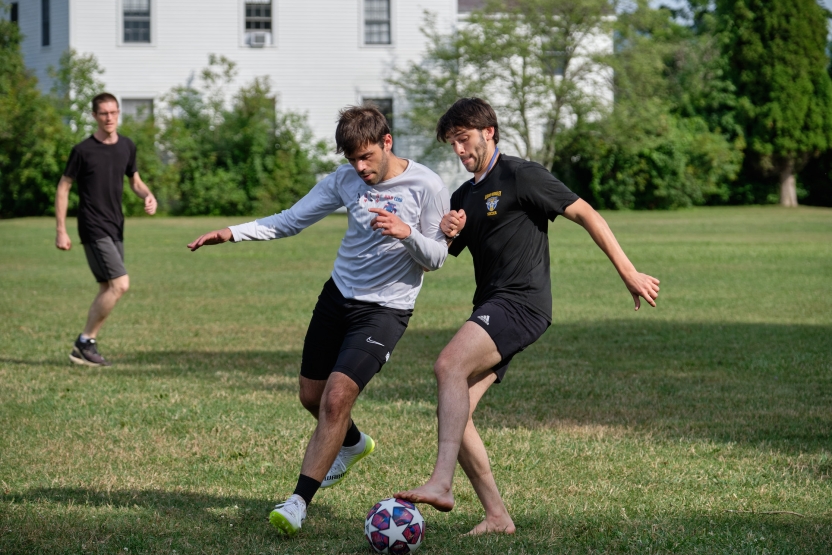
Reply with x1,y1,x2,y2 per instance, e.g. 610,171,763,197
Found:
369,150,389,186
463,131,490,174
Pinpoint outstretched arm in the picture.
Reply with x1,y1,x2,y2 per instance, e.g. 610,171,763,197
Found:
563,199,660,310
55,176,73,250
128,172,157,215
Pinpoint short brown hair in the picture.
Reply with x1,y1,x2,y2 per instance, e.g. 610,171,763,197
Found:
436,97,500,144
92,93,119,113
335,105,391,155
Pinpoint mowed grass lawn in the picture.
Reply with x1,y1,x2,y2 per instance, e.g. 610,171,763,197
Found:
1,206,831,555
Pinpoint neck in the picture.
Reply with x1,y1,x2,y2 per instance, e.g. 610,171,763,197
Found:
382,154,408,182
473,143,498,182
94,129,118,144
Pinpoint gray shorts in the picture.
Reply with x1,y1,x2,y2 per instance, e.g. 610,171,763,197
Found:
83,236,127,283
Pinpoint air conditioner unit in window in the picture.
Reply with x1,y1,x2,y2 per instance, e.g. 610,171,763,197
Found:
250,32,269,47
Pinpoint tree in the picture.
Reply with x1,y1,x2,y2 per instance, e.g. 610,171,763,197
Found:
391,0,615,170
48,48,106,140
718,0,832,206
0,5,75,218
157,54,333,216
550,1,744,208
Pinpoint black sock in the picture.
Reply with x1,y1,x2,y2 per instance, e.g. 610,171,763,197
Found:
293,474,321,507
342,420,361,448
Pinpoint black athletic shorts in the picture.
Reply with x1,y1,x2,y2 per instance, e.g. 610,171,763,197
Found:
301,278,412,391
83,236,127,283
469,297,550,383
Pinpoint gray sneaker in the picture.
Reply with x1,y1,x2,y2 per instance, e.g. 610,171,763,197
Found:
69,336,111,367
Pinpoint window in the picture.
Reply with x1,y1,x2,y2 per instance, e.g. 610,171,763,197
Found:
364,0,391,45
124,0,151,43
121,98,154,121
245,1,272,31
41,0,49,46
364,98,393,134
10,3,18,25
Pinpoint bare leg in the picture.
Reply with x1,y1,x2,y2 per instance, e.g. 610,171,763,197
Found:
459,372,515,535
298,373,360,482
299,376,327,419
83,275,130,338
396,322,501,511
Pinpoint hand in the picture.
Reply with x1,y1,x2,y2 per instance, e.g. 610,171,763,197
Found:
624,272,660,310
188,228,233,251
441,209,466,238
56,230,72,251
369,208,411,239
144,194,157,215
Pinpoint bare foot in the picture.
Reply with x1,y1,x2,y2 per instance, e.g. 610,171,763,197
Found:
394,484,455,512
463,516,516,536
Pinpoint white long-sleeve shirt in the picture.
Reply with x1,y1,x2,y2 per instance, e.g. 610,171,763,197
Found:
229,160,450,310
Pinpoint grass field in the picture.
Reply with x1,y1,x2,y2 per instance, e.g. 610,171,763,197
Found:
1,206,831,554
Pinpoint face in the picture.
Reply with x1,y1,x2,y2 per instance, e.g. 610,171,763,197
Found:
446,127,494,174
345,135,393,186
93,100,120,134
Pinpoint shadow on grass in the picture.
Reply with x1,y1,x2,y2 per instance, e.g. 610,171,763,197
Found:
2,487,831,554
5,321,830,455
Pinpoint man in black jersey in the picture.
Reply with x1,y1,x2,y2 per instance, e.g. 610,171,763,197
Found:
56,93,157,367
397,98,660,535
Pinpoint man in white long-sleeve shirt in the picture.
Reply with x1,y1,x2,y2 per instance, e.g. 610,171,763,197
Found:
187,105,449,536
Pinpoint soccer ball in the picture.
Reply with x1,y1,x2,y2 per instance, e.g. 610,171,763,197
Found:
364,498,425,554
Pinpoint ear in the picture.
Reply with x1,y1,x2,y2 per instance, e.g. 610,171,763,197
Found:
483,127,495,142
383,134,393,152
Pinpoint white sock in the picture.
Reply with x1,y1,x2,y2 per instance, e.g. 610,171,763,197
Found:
80,334,91,343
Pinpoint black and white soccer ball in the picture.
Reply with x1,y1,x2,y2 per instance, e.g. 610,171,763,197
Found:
364,497,425,554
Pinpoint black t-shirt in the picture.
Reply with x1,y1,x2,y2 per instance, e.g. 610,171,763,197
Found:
63,134,137,243
448,154,579,322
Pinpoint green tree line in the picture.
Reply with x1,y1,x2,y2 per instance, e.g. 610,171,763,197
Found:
0,11,332,219
392,0,832,208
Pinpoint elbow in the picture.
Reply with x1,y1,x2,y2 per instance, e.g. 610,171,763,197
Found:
424,253,448,272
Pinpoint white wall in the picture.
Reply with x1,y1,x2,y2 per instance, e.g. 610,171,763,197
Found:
17,0,69,90
59,0,457,145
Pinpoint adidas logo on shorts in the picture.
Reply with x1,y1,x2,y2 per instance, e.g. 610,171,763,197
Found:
477,315,490,326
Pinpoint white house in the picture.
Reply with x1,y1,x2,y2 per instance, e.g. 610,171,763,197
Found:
8,0,611,186
9,0,458,146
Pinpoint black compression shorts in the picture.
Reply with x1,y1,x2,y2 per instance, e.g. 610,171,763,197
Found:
301,278,412,391
468,297,549,383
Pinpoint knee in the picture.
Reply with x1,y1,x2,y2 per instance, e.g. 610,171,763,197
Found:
433,355,457,383
110,276,130,298
320,389,354,423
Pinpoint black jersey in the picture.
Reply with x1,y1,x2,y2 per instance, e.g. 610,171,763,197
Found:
448,154,579,322
63,134,137,243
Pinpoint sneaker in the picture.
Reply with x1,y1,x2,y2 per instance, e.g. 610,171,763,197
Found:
321,432,375,488
69,336,111,367
269,494,306,536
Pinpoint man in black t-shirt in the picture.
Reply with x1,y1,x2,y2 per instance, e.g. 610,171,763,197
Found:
397,98,660,535
55,92,157,367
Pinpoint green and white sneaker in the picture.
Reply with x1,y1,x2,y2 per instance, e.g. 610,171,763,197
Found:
269,494,306,536
321,432,376,488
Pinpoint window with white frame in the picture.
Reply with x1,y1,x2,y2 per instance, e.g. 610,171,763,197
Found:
364,0,391,45
245,0,272,47
124,0,151,43
121,98,154,121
